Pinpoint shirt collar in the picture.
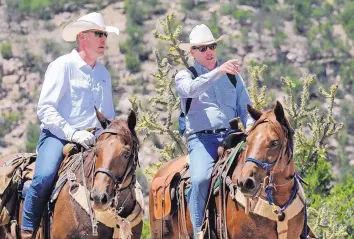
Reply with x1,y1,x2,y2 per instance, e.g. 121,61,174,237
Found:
70,49,91,68
193,60,220,74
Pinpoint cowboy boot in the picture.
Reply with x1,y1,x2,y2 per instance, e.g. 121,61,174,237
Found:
196,231,204,239
21,229,33,239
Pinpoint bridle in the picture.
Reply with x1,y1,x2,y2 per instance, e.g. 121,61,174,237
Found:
244,118,293,176
78,126,139,236
93,128,139,193
242,117,298,213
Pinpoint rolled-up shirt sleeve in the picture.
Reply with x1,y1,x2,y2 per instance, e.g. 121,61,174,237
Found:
37,61,76,141
175,67,221,98
236,74,255,127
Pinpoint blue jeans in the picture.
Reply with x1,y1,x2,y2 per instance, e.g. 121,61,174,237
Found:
187,131,228,237
22,129,67,231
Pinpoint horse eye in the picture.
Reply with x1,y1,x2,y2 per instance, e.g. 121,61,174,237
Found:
269,140,279,148
121,151,131,159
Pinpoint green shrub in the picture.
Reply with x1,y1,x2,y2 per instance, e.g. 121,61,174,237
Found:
119,40,129,55
237,0,276,10
207,13,221,36
20,0,51,12
330,176,354,236
43,40,63,60
232,9,253,24
25,122,40,153
6,0,104,19
141,219,151,238
341,2,354,40
311,7,325,19
125,52,141,73
308,175,354,238
181,0,195,12
1,41,13,60
261,0,277,11
125,0,145,25
0,112,20,138
220,3,234,15
126,24,143,45
264,21,272,30
261,62,300,91
294,12,311,34
273,30,287,48
303,149,332,207
286,0,315,34
340,58,354,94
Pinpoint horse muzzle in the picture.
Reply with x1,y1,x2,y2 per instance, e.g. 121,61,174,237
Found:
237,176,259,197
90,188,113,211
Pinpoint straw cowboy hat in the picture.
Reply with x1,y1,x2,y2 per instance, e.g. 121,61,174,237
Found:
62,12,120,42
179,24,224,51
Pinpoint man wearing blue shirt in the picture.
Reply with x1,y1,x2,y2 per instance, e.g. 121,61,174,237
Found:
177,24,254,239
21,12,119,238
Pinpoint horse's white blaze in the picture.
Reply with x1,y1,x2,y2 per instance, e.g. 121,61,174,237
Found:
255,132,263,141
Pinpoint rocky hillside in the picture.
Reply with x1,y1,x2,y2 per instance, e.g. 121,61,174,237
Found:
0,0,353,178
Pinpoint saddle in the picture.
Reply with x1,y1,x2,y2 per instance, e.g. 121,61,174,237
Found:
0,143,89,229
150,119,246,222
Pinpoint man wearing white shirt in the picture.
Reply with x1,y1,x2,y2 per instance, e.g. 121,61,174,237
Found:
21,12,119,238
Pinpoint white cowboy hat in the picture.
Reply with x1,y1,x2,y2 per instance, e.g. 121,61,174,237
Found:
179,24,224,51
62,12,120,42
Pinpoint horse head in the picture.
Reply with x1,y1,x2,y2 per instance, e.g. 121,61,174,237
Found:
90,108,139,211
235,101,295,204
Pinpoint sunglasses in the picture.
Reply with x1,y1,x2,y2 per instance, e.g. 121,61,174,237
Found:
85,31,108,38
192,43,217,52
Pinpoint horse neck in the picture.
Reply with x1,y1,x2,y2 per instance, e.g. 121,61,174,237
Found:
115,185,137,217
76,150,96,188
268,160,296,207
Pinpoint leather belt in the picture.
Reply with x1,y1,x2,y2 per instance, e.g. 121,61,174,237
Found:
195,128,228,134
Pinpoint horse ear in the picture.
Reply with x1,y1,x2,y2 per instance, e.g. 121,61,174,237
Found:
95,106,111,129
274,101,286,126
247,104,262,121
127,110,136,130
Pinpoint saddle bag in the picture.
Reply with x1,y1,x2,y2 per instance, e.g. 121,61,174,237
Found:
0,153,36,225
151,172,181,220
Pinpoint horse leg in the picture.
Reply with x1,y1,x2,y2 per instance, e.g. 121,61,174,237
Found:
131,221,143,239
0,226,13,239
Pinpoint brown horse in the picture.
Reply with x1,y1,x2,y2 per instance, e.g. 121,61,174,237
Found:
149,101,309,239
0,109,143,239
